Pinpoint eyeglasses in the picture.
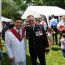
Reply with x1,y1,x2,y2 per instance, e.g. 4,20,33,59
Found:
28,20,34,22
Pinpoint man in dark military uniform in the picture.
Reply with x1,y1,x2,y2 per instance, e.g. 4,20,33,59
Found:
25,15,49,65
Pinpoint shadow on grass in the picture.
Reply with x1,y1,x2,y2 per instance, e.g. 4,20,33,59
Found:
26,55,40,65
52,47,61,51
2,53,40,65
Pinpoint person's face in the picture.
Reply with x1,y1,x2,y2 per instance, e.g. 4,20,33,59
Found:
27,16,35,26
2,22,6,26
62,16,65,21
14,20,22,30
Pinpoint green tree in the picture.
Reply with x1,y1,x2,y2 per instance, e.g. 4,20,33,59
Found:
2,0,65,20
46,0,65,9
26,0,65,9
2,0,21,20
13,0,27,10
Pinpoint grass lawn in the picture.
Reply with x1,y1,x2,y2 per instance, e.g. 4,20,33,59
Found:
1,34,65,65
1,43,65,65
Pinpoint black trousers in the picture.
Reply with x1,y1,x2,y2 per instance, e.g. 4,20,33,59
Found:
51,26,58,45
29,48,46,65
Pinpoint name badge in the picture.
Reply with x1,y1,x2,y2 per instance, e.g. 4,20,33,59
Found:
35,31,43,36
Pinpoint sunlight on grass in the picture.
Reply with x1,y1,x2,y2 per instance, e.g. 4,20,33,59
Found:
1,37,65,65
46,45,65,65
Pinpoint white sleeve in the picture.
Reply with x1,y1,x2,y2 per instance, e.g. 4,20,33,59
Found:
5,31,13,58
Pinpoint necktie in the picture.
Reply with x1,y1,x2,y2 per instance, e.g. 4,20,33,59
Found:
18,31,22,41
18,31,21,36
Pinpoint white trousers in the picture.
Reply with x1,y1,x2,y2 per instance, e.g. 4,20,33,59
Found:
11,61,26,65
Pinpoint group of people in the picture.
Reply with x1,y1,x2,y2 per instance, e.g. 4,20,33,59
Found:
0,15,65,65
57,15,65,58
49,15,65,58
0,15,49,65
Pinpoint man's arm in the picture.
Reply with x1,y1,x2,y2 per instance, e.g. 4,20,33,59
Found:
42,26,49,47
5,30,14,62
42,26,49,52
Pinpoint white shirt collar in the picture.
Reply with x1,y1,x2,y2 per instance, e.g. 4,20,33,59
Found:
14,27,22,33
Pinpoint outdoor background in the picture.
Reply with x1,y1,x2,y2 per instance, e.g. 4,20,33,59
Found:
1,34,65,65
1,0,65,65
2,0,65,19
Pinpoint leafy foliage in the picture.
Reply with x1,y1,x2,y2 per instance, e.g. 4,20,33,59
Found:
2,0,65,20
26,0,65,9
2,0,21,20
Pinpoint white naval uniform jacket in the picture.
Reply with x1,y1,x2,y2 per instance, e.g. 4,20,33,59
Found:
5,29,26,63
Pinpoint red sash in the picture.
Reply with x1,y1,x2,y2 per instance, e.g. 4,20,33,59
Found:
10,28,25,41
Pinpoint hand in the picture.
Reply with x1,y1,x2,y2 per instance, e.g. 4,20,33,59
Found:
45,48,50,54
45,50,49,54
10,57,15,62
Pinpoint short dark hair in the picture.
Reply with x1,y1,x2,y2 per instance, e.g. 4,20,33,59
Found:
51,15,54,18
62,30,65,33
62,34,65,38
61,30,65,38
14,17,22,22
2,21,6,24
2,21,6,23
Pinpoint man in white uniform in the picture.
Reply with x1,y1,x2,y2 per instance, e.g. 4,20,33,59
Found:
5,18,26,65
